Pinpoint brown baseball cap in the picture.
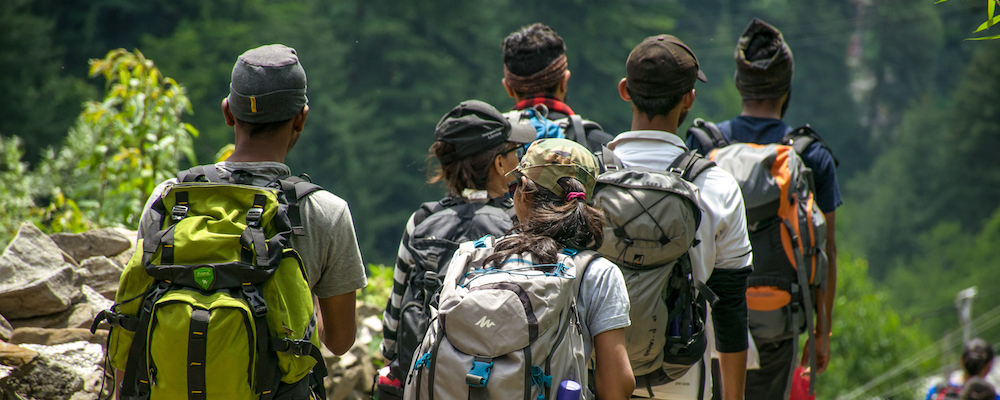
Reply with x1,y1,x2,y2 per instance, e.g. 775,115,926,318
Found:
626,35,707,98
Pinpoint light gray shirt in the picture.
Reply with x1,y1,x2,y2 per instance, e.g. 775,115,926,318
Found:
137,161,368,298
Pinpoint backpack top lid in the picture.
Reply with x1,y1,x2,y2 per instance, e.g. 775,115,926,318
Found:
593,152,706,270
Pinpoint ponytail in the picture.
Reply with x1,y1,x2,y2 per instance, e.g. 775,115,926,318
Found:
486,175,604,266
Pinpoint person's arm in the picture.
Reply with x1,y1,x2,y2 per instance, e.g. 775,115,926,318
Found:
318,291,358,355
592,328,634,400
718,350,748,400
810,211,837,373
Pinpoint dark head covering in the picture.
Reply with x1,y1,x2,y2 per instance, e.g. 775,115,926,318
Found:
434,100,536,164
626,35,707,99
961,377,997,400
228,44,308,123
734,18,794,100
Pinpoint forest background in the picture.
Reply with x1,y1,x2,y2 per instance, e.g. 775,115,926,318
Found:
2,0,999,397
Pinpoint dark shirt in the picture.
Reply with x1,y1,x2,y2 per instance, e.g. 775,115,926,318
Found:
686,116,842,214
514,94,613,153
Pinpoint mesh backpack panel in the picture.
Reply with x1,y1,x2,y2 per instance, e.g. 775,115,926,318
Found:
98,167,327,400
404,236,597,400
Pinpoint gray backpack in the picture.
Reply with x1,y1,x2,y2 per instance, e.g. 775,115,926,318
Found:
593,148,717,396
404,235,598,400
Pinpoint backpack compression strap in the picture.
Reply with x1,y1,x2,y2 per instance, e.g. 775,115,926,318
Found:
686,118,729,153
275,176,323,236
781,125,840,167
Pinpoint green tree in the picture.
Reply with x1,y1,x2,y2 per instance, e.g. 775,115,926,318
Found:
818,254,934,399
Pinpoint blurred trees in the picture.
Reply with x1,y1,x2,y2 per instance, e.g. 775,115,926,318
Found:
1,0,997,348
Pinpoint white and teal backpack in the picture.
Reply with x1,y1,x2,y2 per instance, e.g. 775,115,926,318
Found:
403,235,598,400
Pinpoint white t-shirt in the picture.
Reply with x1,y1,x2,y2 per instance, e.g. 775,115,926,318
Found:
137,161,368,298
609,131,753,399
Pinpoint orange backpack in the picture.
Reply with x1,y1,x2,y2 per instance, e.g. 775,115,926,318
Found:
688,119,829,393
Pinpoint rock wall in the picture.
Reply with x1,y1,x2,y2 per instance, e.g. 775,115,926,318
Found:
0,222,380,400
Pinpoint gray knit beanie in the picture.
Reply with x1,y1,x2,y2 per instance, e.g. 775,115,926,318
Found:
228,44,308,123
734,19,793,100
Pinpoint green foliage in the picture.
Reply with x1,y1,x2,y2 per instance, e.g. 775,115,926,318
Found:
42,49,199,228
0,136,38,241
359,264,393,309
818,254,934,399
0,0,95,164
938,0,1000,39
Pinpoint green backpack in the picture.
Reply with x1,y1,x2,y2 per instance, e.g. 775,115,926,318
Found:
92,166,327,400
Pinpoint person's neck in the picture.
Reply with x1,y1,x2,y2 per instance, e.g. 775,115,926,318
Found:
226,130,289,163
740,103,783,120
513,92,565,103
631,111,680,135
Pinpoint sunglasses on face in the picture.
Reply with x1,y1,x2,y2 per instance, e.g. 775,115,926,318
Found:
502,145,525,160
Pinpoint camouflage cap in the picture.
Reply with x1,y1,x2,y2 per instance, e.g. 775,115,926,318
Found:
510,138,598,201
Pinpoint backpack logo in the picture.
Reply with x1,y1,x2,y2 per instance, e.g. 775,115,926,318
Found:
475,316,496,328
194,267,214,291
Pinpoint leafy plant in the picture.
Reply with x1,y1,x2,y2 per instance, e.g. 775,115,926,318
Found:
937,0,1000,39
43,48,199,229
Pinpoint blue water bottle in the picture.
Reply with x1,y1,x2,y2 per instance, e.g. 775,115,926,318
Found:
555,380,582,400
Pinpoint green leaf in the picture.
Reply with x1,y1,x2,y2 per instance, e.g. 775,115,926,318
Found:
974,15,1000,32
935,0,948,2
966,33,1000,40
991,0,996,21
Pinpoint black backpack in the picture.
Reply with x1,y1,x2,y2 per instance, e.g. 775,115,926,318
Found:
388,196,515,382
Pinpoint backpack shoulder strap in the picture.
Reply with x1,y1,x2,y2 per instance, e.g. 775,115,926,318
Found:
567,115,587,147
686,118,729,153
669,150,716,182
412,197,461,228
275,175,325,236
597,144,625,173
781,125,840,167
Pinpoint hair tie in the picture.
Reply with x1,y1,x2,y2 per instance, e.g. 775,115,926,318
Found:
566,191,586,201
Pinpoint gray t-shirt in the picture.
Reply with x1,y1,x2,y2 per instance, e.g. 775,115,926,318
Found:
577,256,631,360
137,161,367,298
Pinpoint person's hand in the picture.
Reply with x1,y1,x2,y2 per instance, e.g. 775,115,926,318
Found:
800,331,831,374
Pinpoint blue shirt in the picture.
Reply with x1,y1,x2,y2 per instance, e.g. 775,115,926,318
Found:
685,116,843,214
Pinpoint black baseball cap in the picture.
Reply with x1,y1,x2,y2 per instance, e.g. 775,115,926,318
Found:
434,100,536,164
626,35,708,98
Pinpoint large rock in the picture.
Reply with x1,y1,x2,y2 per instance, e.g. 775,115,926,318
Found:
9,328,108,347
0,314,11,342
0,342,37,367
49,228,131,264
77,257,123,300
9,285,113,330
0,223,82,319
0,341,105,400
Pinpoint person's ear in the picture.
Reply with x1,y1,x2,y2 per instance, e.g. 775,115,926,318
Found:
502,78,517,99
618,78,631,101
557,70,571,94
292,105,309,133
222,98,236,127
682,89,696,111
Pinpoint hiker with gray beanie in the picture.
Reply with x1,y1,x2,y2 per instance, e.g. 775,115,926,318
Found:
115,44,368,397
685,18,842,400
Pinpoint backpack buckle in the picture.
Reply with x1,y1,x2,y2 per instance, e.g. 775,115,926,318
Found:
246,207,264,228
281,339,312,356
171,205,189,222
465,359,493,387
